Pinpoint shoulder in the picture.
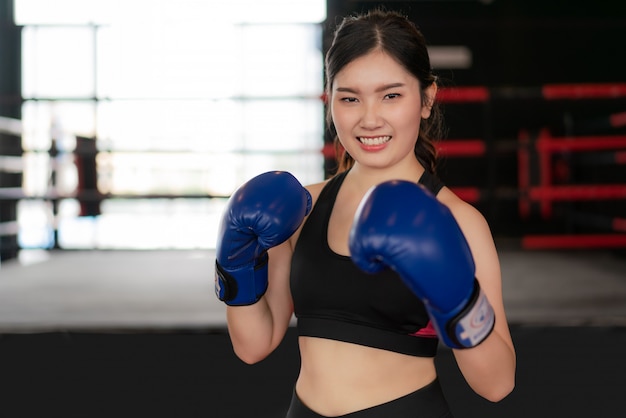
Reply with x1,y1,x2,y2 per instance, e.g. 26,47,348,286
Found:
304,179,328,204
283,178,330,249
436,187,489,234
436,187,500,280
303,170,349,205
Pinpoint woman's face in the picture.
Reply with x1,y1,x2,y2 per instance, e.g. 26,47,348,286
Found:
330,50,434,171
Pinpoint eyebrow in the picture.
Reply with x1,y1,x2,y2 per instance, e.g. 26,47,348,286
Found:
335,82,406,94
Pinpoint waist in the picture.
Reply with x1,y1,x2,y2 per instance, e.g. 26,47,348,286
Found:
297,336,438,416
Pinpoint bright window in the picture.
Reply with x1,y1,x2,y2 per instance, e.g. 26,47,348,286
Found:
16,0,326,250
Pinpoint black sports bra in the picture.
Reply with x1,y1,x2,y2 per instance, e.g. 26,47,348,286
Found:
290,170,444,357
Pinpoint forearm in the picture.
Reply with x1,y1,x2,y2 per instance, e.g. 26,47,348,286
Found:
226,298,280,364
453,327,516,402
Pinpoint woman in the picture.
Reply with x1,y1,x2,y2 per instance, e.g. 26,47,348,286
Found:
216,8,515,418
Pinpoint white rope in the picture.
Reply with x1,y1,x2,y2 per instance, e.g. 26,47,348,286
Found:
0,116,22,136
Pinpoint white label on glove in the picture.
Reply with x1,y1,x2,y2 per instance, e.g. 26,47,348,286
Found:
456,288,495,347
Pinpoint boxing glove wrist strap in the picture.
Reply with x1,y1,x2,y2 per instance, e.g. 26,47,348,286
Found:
215,253,269,306
446,280,495,348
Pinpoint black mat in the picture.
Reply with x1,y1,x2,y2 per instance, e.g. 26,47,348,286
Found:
1,326,625,418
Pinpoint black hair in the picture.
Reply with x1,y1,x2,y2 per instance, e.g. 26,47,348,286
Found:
325,8,444,173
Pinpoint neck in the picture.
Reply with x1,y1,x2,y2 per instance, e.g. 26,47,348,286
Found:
348,161,425,191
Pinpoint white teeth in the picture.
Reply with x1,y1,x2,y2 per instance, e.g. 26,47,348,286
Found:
358,136,391,146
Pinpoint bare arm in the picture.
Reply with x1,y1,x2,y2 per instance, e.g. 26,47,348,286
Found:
226,239,296,364
446,195,516,401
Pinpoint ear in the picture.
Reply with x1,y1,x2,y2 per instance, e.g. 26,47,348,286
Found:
421,83,438,119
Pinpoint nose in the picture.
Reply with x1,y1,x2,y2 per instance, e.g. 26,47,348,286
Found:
360,101,383,129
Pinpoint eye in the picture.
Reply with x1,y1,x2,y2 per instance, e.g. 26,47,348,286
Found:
384,93,401,100
340,97,358,103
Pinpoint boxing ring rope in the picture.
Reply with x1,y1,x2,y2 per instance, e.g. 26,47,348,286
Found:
475,128,626,249
527,129,626,218
0,117,23,260
439,84,626,249
0,116,23,137
436,83,626,103
521,234,626,250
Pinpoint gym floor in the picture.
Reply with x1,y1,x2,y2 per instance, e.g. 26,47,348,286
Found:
1,247,625,417
1,246,625,331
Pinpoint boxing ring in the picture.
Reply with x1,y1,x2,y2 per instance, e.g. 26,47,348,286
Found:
442,84,626,249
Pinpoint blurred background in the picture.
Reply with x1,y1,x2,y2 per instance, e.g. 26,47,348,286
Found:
1,0,626,417
1,0,327,259
1,0,626,260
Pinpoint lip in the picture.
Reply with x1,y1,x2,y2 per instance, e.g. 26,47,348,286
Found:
357,135,391,151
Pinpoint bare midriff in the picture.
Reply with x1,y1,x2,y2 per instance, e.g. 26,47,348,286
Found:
295,336,437,416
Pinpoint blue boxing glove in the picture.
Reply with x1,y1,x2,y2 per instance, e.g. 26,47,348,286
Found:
215,171,311,306
349,180,495,349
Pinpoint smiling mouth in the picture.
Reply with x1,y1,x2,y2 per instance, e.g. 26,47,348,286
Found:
357,136,391,146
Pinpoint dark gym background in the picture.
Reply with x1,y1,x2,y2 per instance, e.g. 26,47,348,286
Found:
1,1,626,417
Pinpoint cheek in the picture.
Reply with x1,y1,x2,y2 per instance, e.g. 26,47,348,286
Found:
330,106,351,133
394,107,422,136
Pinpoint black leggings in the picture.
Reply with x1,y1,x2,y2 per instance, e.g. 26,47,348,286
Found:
285,378,454,418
